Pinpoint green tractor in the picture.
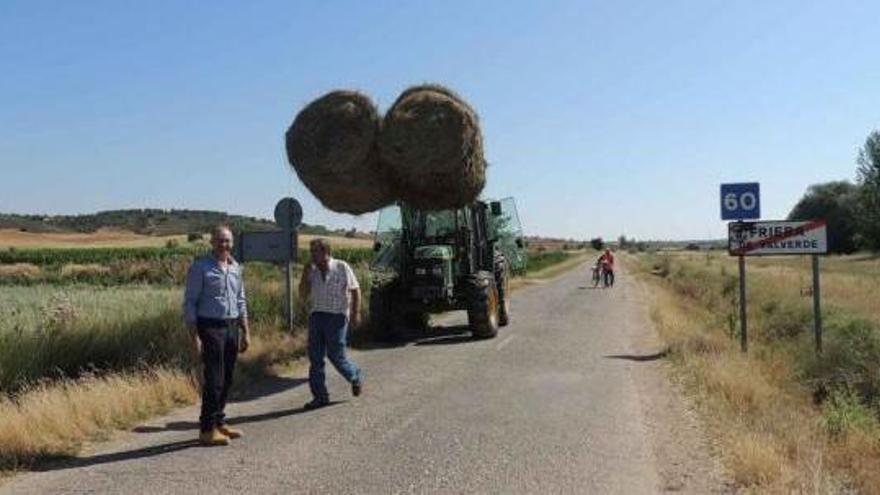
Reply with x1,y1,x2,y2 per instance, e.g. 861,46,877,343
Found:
369,198,526,340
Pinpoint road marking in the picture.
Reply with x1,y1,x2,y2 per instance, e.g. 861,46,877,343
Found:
496,334,516,350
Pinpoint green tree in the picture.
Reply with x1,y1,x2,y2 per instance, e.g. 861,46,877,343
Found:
787,181,860,254
590,237,604,251
856,131,880,250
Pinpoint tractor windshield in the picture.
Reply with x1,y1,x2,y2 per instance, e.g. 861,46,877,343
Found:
405,209,458,241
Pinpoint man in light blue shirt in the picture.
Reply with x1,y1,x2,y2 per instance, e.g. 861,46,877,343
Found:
183,225,250,446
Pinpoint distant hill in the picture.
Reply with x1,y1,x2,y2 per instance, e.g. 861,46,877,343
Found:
0,209,366,238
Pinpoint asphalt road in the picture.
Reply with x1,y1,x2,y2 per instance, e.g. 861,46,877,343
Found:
2,261,728,494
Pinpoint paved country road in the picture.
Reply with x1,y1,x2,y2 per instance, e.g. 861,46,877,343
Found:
2,261,730,494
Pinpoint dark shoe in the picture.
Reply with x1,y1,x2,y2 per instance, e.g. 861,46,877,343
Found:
352,381,363,397
304,398,329,410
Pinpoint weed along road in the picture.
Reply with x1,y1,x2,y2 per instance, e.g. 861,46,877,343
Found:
1,260,727,494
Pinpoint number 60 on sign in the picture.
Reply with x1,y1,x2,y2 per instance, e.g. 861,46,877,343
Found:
720,183,760,220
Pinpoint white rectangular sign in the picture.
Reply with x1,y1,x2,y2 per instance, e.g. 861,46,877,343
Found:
728,220,828,256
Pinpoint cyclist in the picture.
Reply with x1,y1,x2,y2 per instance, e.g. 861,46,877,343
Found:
600,249,615,287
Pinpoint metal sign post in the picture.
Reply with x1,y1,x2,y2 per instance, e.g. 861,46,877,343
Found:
812,254,822,353
284,227,295,333
728,221,749,352
738,253,747,353
721,183,761,353
274,198,303,334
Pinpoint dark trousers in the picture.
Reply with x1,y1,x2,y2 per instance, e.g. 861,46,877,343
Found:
197,318,239,432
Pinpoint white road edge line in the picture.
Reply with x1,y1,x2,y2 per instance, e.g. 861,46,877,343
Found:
496,334,516,350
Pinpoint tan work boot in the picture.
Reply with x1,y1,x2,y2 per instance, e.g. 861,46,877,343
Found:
199,428,230,446
217,425,243,439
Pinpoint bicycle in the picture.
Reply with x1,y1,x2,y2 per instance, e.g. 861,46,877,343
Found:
591,264,602,287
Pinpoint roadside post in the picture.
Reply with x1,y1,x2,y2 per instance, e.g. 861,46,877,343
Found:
234,197,302,333
721,183,761,352
738,241,747,353
812,254,822,353
274,198,303,333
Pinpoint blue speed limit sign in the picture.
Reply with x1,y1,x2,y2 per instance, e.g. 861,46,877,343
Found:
720,183,760,220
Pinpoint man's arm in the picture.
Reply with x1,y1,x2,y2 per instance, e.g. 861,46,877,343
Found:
344,262,362,328
349,287,362,328
236,268,250,352
182,262,202,357
183,263,202,331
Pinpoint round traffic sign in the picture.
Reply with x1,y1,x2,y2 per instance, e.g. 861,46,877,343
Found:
274,197,303,229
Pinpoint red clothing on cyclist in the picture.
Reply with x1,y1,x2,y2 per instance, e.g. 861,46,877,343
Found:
601,250,614,269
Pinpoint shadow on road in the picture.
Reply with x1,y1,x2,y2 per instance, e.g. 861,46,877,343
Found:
413,325,474,346
32,401,350,473
32,439,202,473
603,350,669,362
133,400,345,434
351,322,475,350
231,376,308,402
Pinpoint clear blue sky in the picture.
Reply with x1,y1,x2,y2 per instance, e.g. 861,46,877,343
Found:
1,0,878,240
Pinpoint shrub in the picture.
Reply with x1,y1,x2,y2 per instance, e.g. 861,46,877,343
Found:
799,317,880,407
652,256,671,278
822,388,879,437
758,300,813,340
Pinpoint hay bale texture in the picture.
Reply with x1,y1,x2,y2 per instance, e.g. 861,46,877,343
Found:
380,84,486,210
285,90,394,214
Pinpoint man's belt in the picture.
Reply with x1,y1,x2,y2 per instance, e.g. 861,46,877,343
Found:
197,317,238,329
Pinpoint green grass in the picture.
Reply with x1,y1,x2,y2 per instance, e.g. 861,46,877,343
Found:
525,250,571,273
0,285,189,392
0,258,375,393
0,247,375,286
0,246,206,265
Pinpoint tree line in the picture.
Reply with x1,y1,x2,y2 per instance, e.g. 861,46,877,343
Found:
788,130,880,253
0,209,356,238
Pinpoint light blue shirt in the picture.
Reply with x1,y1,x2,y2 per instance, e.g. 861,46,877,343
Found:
183,256,247,324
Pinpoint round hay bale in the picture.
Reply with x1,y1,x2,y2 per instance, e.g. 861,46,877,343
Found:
285,90,394,214
380,85,486,210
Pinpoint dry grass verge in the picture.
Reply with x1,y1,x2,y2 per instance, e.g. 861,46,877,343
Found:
0,368,196,472
632,253,880,493
0,327,306,475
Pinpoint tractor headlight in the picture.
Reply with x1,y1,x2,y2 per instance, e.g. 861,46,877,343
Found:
415,267,427,276
431,266,444,276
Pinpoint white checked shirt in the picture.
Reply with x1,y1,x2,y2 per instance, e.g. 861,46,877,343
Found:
307,258,360,315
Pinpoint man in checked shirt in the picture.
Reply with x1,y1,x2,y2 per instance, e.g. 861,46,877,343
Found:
298,238,364,410
183,225,251,446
